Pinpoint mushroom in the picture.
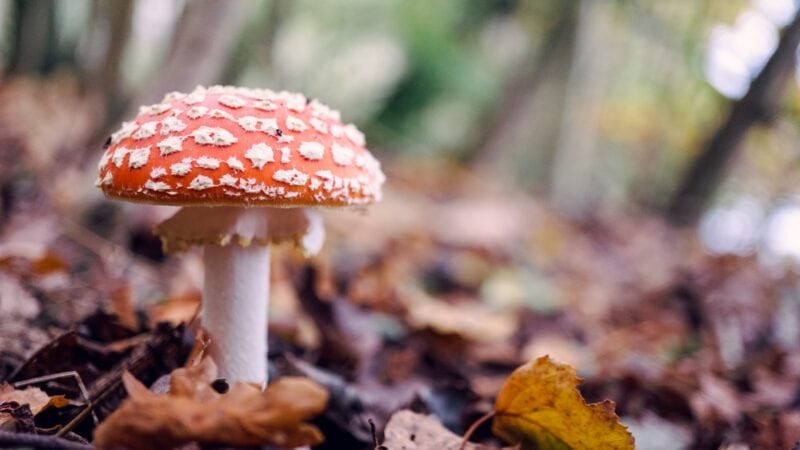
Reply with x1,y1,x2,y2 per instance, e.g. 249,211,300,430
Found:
96,86,385,384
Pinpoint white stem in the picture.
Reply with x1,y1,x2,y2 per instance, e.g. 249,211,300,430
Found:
202,243,270,385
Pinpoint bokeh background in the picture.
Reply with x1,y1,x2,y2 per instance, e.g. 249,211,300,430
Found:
2,0,800,255
0,0,800,236
3,1,800,449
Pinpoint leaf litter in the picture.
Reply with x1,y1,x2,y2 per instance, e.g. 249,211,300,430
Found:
0,76,799,449
93,358,329,450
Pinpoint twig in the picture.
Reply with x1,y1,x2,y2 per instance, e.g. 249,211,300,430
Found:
56,324,185,436
13,371,98,424
0,430,92,450
55,377,120,437
459,410,495,450
369,418,387,450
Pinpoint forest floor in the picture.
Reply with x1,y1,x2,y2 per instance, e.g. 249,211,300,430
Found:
0,77,799,450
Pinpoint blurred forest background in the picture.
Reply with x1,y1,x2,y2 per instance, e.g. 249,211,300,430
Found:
3,0,800,449
1,0,799,253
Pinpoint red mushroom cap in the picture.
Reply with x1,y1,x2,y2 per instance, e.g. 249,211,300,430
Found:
96,86,385,207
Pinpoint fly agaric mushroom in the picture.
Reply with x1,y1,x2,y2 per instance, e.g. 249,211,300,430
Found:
95,85,384,384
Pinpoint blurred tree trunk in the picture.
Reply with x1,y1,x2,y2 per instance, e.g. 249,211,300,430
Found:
549,0,613,217
133,0,248,107
87,0,248,159
6,0,57,76
77,0,136,162
220,0,287,85
667,10,800,226
467,2,579,170
92,0,135,101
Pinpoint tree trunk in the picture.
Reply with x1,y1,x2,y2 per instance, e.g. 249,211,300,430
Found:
549,0,613,217
93,0,135,100
220,0,287,85
133,0,249,107
468,2,580,169
667,10,800,225
6,0,57,76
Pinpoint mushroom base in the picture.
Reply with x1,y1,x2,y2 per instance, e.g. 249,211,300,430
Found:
202,243,270,385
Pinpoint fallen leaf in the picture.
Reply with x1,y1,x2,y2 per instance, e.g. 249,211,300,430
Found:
402,285,517,342
148,291,200,327
9,322,187,421
492,356,634,450
93,358,329,450
0,402,35,432
688,373,741,426
0,384,69,414
0,384,69,429
120,371,152,399
167,355,218,401
383,410,507,450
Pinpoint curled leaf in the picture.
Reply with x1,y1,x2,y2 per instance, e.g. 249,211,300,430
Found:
120,371,152,400
94,360,329,450
0,384,69,430
0,384,69,414
403,285,517,342
492,356,634,450
168,355,218,400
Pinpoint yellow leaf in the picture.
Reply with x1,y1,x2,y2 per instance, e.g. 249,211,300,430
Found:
492,356,634,450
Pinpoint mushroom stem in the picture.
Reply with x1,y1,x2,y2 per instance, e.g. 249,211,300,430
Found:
202,243,270,385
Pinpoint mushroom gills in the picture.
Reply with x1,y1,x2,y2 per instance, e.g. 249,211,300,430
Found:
155,206,325,255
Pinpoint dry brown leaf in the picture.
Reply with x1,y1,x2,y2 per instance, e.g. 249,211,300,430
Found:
168,356,218,401
383,410,508,450
688,373,742,425
402,285,517,342
0,384,69,428
0,384,69,412
148,291,201,327
120,371,153,399
492,356,634,450
94,359,329,450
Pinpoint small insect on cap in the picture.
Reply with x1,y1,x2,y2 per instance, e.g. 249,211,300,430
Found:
96,85,385,207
